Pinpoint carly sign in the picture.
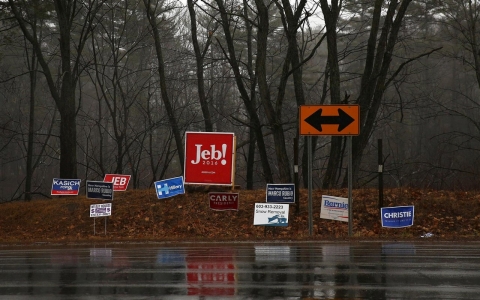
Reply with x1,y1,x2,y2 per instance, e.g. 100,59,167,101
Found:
103,174,131,191
209,192,239,210
184,132,235,185
51,178,81,195
320,195,348,222
253,203,289,227
381,206,414,228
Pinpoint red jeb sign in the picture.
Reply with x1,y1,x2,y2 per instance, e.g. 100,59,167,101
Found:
184,132,235,185
209,192,239,210
103,174,131,191
187,248,235,296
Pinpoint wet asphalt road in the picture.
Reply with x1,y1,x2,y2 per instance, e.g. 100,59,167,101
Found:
0,241,479,299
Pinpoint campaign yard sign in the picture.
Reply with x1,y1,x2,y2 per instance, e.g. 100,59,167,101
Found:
381,206,414,228
103,174,131,191
266,184,295,203
155,176,185,199
184,132,235,185
51,178,81,195
253,203,289,227
86,181,114,200
90,203,112,218
320,195,348,222
209,192,239,210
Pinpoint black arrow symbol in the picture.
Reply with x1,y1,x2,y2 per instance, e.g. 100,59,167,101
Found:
304,108,354,132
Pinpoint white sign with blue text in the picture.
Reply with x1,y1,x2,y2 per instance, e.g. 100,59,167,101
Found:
90,203,112,218
381,206,414,228
154,176,185,199
320,195,348,222
253,203,289,227
266,184,295,203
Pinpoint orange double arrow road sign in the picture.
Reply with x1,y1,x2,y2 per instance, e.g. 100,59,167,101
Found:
299,105,360,136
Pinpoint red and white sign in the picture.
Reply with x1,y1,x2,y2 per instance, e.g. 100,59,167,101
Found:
209,192,239,210
103,174,131,191
186,248,236,296
184,132,235,185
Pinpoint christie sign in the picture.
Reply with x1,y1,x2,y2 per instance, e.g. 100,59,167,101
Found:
381,206,414,228
184,132,235,185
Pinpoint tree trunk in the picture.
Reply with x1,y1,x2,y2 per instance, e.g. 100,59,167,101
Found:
215,0,273,183
320,0,342,189
187,0,213,132
144,0,185,170
254,0,291,183
25,44,37,201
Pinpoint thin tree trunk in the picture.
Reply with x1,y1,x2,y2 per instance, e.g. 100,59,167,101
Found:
215,0,273,183
187,0,213,132
144,0,184,170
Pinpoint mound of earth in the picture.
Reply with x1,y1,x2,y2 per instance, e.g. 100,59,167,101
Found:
0,188,479,245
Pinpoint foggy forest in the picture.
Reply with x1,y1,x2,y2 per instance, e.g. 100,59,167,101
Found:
1,0,479,202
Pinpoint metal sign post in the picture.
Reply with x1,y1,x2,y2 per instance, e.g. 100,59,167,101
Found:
348,136,353,237
308,136,313,237
299,105,360,238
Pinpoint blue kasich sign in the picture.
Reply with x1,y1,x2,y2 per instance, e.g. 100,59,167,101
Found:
381,206,414,228
266,184,295,203
51,178,81,195
155,176,185,199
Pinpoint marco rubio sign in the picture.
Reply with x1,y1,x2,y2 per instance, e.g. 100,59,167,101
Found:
266,184,295,203
103,174,131,191
209,192,239,210
90,203,112,217
184,132,235,185
155,176,185,199
51,178,81,195
381,206,414,228
86,181,114,200
320,195,348,222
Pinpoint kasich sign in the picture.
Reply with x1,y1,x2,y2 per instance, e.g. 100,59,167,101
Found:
381,206,414,228
184,132,235,185
51,178,81,195
90,203,112,217
155,176,185,199
103,174,131,191
86,181,114,200
209,192,239,210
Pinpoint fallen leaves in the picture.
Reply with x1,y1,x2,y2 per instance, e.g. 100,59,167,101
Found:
0,188,479,243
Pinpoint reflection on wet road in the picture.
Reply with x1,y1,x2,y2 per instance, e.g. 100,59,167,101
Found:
0,242,479,299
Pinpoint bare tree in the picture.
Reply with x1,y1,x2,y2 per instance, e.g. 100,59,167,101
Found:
8,0,104,179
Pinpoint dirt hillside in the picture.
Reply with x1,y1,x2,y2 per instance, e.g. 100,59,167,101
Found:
0,188,479,245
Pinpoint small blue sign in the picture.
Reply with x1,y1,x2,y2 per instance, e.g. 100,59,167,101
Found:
51,178,81,195
86,181,114,200
266,184,295,203
381,206,414,228
154,176,185,199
